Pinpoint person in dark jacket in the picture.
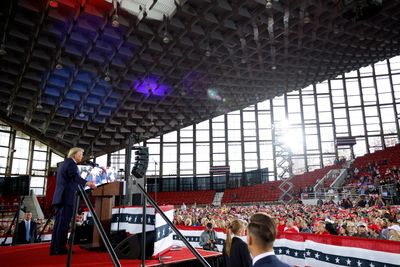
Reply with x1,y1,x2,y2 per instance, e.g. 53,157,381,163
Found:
223,219,251,267
14,211,37,244
50,147,96,255
247,213,290,267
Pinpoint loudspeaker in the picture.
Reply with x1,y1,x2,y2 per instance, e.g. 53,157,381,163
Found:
114,231,155,259
110,230,127,247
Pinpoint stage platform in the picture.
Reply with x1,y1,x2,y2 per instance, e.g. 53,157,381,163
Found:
0,243,222,267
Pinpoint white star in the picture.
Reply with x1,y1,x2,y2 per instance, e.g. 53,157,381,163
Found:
306,250,311,256
370,263,375,267
326,255,330,261
286,249,290,255
295,251,298,257
279,249,282,254
335,258,340,264
357,260,362,267
347,259,352,265
315,253,320,259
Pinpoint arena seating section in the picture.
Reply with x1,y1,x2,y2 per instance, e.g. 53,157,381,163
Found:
146,164,341,205
221,165,339,204
148,190,216,205
352,144,400,177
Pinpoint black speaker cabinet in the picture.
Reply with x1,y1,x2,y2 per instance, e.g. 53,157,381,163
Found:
114,230,155,259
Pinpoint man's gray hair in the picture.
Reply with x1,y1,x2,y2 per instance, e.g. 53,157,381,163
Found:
67,147,84,158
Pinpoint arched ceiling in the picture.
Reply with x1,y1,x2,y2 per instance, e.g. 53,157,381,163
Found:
0,0,399,156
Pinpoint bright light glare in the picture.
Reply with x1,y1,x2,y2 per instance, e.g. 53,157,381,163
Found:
282,129,304,154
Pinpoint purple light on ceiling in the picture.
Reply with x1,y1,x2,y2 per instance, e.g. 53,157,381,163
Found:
134,76,170,97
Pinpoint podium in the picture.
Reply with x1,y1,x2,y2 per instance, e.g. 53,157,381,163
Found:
87,181,124,249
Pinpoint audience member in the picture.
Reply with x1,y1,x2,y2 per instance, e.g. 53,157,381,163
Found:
223,219,251,267
199,222,218,251
14,211,37,244
247,213,289,267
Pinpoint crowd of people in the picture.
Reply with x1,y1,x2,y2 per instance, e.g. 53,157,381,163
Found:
173,201,400,242
344,161,400,203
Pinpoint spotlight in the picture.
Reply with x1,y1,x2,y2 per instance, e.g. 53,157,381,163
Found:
162,31,171,44
265,0,273,9
104,72,111,82
112,14,119,28
205,48,211,57
271,65,277,70
49,0,58,8
78,112,85,118
36,102,43,109
0,43,6,56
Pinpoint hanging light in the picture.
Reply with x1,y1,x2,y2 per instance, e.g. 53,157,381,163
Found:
55,57,63,70
162,15,171,44
36,102,43,109
78,112,85,118
111,0,119,28
303,12,311,24
0,43,6,56
112,14,119,28
104,71,111,82
162,31,171,44
265,0,273,9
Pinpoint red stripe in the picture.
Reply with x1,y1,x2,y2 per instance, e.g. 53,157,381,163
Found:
277,232,400,254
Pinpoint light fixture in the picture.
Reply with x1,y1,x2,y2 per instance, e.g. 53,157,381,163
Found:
271,65,277,70
111,0,119,28
0,43,6,56
55,57,63,70
303,13,311,24
265,0,273,9
36,102,43,109
162,31,171,44
205,36,211,57
162,15,172,44
104,71,111,82
112,14,119,28
49,0,58,8
78,112,85,118
6,104,11,116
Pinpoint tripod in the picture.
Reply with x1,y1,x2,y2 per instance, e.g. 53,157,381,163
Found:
66,185,121,267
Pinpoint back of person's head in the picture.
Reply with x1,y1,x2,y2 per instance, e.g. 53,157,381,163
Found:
206,222,213,229
225,219,246,256
248,213,276,250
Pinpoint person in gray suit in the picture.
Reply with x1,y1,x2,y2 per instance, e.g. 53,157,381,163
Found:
247,213,290,267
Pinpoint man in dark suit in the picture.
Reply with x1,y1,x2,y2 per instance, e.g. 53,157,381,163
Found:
15,210,37,244
50,147,96,255
247,213,290,267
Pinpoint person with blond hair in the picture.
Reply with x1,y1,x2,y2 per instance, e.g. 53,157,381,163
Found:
222,219,251,267
50,147,96,255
